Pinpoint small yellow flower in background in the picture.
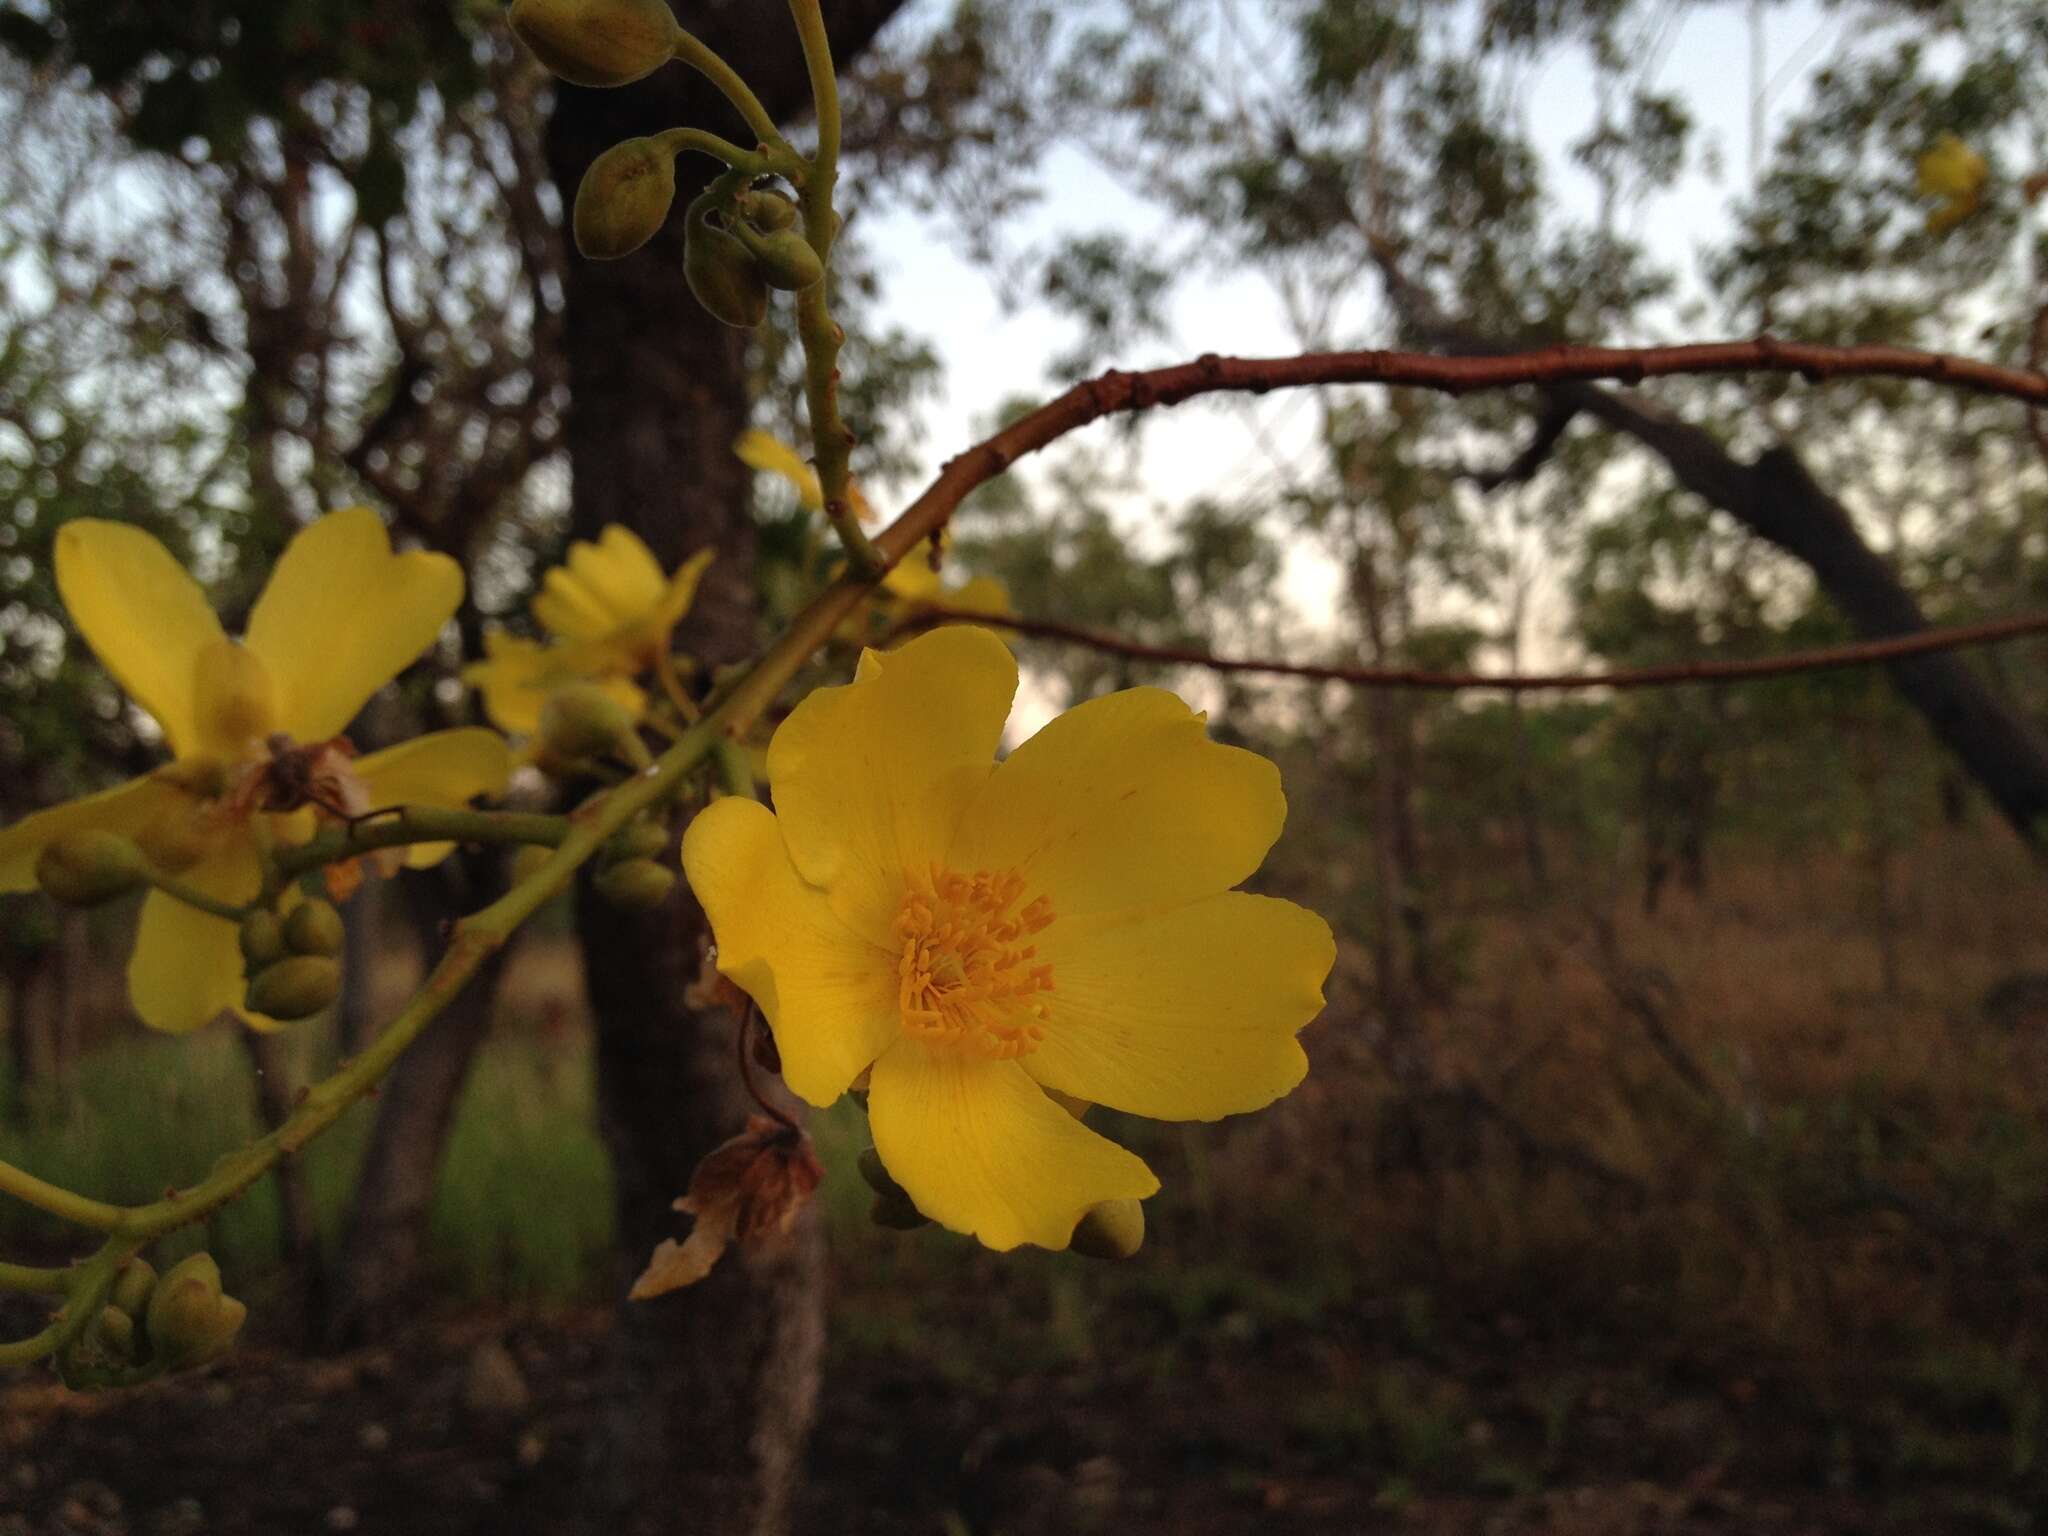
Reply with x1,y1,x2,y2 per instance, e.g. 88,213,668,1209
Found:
682,626,1333,1251
877,538,1013,625
736,428,874,522
464,525,714,734
0,509,510,1033
736,430,1012,629
1917,132,1988,235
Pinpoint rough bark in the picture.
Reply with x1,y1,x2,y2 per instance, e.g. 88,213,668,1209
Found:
319,852,512,1351
544,5,906,1531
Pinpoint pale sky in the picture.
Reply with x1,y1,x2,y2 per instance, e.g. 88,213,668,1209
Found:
849,0,1845,661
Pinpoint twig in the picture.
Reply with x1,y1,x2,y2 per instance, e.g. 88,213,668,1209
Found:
894,606,2048,693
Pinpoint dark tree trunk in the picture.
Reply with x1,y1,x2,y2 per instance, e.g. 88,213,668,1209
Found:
1368,244,2048,857
242,1027,321,1342
544,5,906,1530
320,852,512,1351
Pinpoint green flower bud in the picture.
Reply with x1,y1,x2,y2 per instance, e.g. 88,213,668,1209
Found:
739,227,824,292
592,857,675,910
238,911,287,969
283,898,345,958
508,0,679,88
108,1257,158,1320
684,218,770,328
35,831,149,907
857,1147,930,1228
244,955,342,1021
870,1186,930,1231
145,1253,246,1370
1069,1198,1145,1260
538,682,644,766
574,137,678,261
604,815,670,865
738,189,799,233
89,1304,137,1364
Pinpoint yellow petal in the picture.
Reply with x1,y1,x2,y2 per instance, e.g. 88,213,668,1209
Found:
190,639,281,762
462,631,556,735
867,1040,1158,1250
952,686,1284,916
127,837,264,1034
736,429,824,510
766,625,1015,942
533,526,666,642
946,574,1014,619
54,519,226,758
0,776,182,893
245,507,463,742
882,544,943,601
1029,892,1332,1120
353,728,513,868
681,797,899,1105
652,545,716,633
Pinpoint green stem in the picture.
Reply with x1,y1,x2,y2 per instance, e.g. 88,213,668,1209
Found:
0,1259,72,1294
786,0,882,575
0,1238,130,1369
0,1158,125,1233
669,28,785,154
653,127,778,179
145,869,252,923
269,807,569,890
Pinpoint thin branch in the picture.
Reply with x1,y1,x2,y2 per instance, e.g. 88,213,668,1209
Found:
873,337,2048,582
896,606,2048,693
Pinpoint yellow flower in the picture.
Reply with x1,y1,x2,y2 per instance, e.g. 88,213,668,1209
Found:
0,509,510,1033
877,538,1013,623
465,526,713,734
736,428,874,522
1917,132,1988,235
681,626,1333,1251
736,431,1011,632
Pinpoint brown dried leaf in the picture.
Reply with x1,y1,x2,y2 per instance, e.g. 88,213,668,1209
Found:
628,1116,824,1300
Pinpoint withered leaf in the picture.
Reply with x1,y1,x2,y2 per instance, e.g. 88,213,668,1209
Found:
629,1116,824,1300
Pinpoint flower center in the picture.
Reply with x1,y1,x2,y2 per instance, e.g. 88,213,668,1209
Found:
894,864,1055,1060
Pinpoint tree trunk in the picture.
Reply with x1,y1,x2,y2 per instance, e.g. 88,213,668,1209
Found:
319,852,512,1351
544,5,906,1530
1366,241,2048,855
243,1028,319,1322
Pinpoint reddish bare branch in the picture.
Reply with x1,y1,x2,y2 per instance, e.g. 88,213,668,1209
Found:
894,606,2048,693
873,339,2048,571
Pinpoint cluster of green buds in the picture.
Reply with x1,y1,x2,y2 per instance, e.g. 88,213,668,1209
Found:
511,0,825,330
239,896,345,1021
591,812,676,911
57,1254,246,1389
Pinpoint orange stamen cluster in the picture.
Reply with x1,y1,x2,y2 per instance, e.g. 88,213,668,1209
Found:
895,865,1055,1059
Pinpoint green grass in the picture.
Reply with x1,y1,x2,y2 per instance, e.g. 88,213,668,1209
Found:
0,1025,612,1305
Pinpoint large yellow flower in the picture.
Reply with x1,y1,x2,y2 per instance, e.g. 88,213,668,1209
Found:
0,509,509,1033
682,626,1333,1251
465,525,713,734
